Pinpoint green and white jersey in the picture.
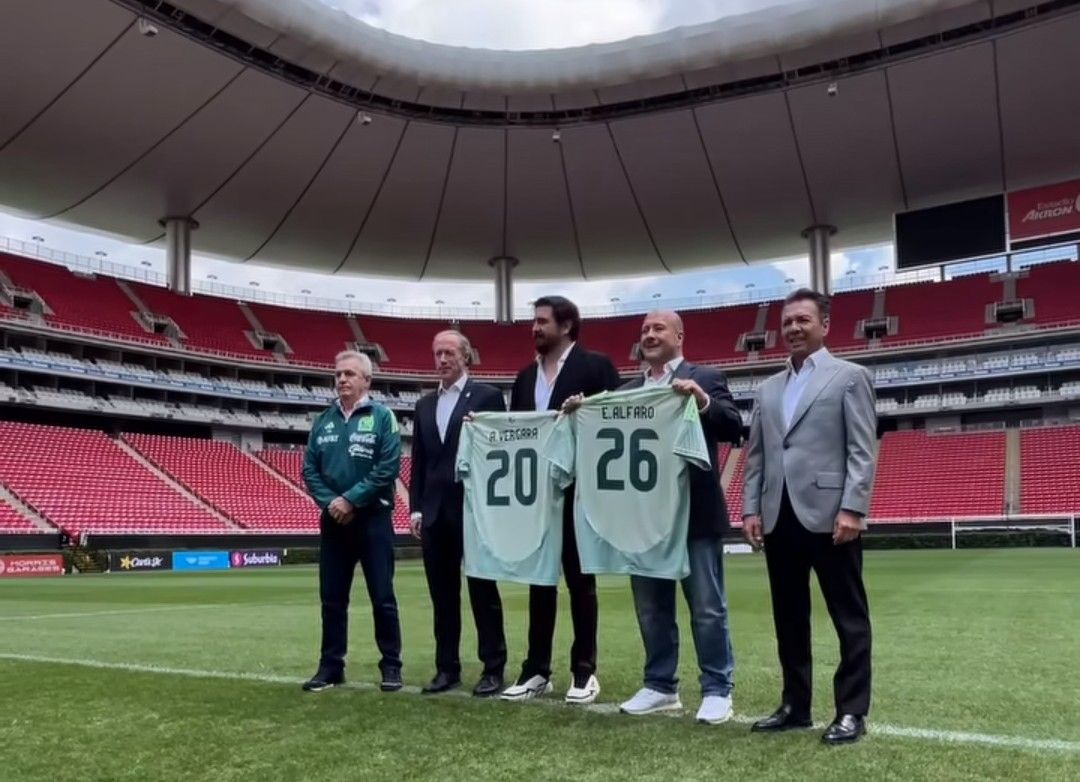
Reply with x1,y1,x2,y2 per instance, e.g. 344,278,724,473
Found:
544,385,710,580
456,410,563,586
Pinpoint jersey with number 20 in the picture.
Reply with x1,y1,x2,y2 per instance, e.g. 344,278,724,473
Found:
545,385,710,580
456,410,563,586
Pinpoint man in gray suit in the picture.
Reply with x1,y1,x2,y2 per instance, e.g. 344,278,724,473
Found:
742,288,877,745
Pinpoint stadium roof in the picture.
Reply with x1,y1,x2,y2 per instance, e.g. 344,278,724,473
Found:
0,0,1079,280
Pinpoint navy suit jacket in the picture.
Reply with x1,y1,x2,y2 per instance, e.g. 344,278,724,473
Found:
620,360,742,539
409,378,505,527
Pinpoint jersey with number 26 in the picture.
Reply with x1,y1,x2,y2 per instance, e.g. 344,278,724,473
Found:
545,385,710,580
456,410,563,586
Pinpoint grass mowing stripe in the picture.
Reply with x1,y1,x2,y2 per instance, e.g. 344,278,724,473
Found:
3,651,1077,756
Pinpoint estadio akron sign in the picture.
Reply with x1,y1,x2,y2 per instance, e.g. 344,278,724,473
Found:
1008,179,1080,243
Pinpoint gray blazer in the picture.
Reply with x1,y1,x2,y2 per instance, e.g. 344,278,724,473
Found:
742,350,878,534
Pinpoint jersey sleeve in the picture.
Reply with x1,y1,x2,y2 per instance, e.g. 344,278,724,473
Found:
672,395,711,472
543,414,577,490
455,420,475,483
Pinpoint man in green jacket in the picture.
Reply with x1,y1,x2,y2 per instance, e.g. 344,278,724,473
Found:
301,350,403,693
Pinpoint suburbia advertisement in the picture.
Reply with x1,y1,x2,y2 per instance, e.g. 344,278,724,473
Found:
229,550,283,568
0,554,64,578
109,552,172,572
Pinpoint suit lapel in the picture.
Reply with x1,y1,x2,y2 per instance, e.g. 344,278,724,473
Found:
786,358,840,434
547,344,580,410
673,360,693,382
766,375,786,435
443,379,474,446
420,394,443,455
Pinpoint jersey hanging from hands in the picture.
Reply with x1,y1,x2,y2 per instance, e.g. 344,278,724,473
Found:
455,410,564,586
544,385,710,580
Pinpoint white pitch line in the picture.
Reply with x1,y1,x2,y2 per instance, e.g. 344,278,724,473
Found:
0,652,1077,755
0,601,306,622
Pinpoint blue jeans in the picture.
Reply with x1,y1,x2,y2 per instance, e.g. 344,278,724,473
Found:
630,537,734,696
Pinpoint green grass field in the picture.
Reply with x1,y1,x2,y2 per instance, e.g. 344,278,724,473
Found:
2,549,1079,781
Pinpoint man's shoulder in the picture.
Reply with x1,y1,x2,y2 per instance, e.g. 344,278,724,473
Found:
682,361,721,381
827,354,871,380
468,380,502,397
577,345,614,365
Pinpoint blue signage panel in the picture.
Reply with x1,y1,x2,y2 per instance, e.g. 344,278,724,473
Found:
172,551,231,571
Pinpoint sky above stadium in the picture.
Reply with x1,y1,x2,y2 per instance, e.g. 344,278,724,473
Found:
321,0,769,50
0,1,908,313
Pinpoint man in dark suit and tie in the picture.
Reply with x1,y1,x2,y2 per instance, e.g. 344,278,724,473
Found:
743,288,878,744
500,296,621,705
409,330,507,697
612,310,743,723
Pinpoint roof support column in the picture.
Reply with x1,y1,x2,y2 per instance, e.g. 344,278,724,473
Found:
161,217,198,295
489,255,518,324
802,224,836,295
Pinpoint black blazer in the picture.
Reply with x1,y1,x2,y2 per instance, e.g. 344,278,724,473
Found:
409,378,505,527
621,360,742,539
510,343,621,412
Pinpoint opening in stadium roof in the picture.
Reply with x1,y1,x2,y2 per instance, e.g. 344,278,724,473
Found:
0,0,1078,290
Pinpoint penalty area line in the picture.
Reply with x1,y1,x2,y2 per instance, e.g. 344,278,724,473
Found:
0,652,1077,755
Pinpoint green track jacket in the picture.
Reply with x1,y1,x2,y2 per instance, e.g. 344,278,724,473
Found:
302,398,401,514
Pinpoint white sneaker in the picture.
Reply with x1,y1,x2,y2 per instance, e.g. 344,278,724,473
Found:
696,695,733,725
565,674,600,705
500,674,553,701
619,687,682,715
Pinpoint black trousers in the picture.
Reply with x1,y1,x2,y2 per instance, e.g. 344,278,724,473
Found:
763,486,872,717
523,488,598,681
421,509,506,677
318,510,402,676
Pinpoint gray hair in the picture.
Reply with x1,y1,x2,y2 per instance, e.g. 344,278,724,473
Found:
334,350,373,378
432,329,474,365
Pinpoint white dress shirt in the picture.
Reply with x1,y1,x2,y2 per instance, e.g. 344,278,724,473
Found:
643,355,711,411
643,356,684,387
436,373,468,442
782,346,830,429
534,343,575,411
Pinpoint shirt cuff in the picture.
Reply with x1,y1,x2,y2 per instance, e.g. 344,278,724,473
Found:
410,512,422,523
697,396,711,413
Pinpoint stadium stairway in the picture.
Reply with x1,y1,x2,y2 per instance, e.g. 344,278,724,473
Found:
254,449,304,489
0,483,54,532
239,449,311,500
113,439,240,530
71,549,107,574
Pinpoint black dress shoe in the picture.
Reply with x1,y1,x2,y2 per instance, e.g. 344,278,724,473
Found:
472,673,504,698
421,671,461,694
751,704,813,732
301,670,344,693
822,714,866,745
380,668,403,692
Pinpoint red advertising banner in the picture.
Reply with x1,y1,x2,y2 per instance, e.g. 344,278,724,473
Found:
1008,179,1080,243
0,554,65,578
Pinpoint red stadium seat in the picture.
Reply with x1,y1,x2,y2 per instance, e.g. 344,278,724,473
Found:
0,421,230,536
1020,425,1080,514
869,430,1005,520
124,433,318,532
